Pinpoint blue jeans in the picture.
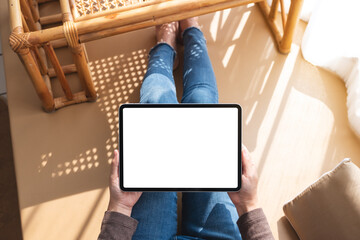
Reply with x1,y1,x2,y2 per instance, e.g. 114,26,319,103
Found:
132,28,241,240
140,27,218,104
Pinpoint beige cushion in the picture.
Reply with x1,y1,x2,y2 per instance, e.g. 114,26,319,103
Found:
283,159,360,240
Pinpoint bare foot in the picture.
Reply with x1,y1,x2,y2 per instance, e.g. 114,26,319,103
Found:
156,22,179,50
179,17,200,36
156,22,179,69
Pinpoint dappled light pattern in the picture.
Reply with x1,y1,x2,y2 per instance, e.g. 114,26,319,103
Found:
50,148,99,178
91,49,148,163
37,50,148,177
37,148,100,178
38,152,52,173
189,43,203,60
148,58,172,74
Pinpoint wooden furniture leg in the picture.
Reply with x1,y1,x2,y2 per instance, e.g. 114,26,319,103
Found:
71,44,97,101
279,0,303,53
10,30,55,112
10,0,55,112
19,49,55,112
258,0,304,54
61,0,97,101
62,21,97,101
43,42,73,100
21,5,48,75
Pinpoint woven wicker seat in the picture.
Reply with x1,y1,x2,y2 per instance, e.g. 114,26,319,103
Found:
9,0,303,112
74,0,149,17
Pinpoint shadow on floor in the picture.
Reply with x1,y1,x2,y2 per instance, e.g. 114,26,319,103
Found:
0,97,23,239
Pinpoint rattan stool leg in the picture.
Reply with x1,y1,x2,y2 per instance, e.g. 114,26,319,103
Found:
31,46,48,74
20,50,55,111
71,44,97,101
60,0,97,102
43,42,73,100
258,0,303,54
279,0,303,53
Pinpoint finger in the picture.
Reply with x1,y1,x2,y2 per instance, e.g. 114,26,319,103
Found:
241,144,252,176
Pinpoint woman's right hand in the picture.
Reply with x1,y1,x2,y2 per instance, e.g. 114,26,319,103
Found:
228,145,259,217
107,150,142,216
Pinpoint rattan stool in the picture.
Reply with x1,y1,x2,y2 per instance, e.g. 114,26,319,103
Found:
9,0,303,112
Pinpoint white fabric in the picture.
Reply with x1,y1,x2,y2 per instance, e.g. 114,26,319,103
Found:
267,0,360,137
301,0,360,137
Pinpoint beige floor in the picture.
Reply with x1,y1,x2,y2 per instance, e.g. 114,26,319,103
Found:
1,2,360,240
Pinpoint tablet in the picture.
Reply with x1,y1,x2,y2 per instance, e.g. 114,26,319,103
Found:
119,104,241,191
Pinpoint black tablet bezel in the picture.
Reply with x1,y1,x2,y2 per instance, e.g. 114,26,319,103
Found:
119,103,242,192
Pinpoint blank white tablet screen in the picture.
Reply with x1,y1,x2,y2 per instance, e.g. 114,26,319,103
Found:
122,106,239,189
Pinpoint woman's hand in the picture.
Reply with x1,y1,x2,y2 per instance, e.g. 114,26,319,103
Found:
228,145,259,217
107,150,142,216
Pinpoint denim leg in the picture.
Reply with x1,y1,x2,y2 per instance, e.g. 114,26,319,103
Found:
181,28,218,104
140,43,178,103
181,192,241,240
131,192,178,240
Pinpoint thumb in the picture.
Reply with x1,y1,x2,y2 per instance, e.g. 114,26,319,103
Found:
241,145,252,176
110,150,119,180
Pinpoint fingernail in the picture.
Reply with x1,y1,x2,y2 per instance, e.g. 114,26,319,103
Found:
242,144,248,152
242,144,250,158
